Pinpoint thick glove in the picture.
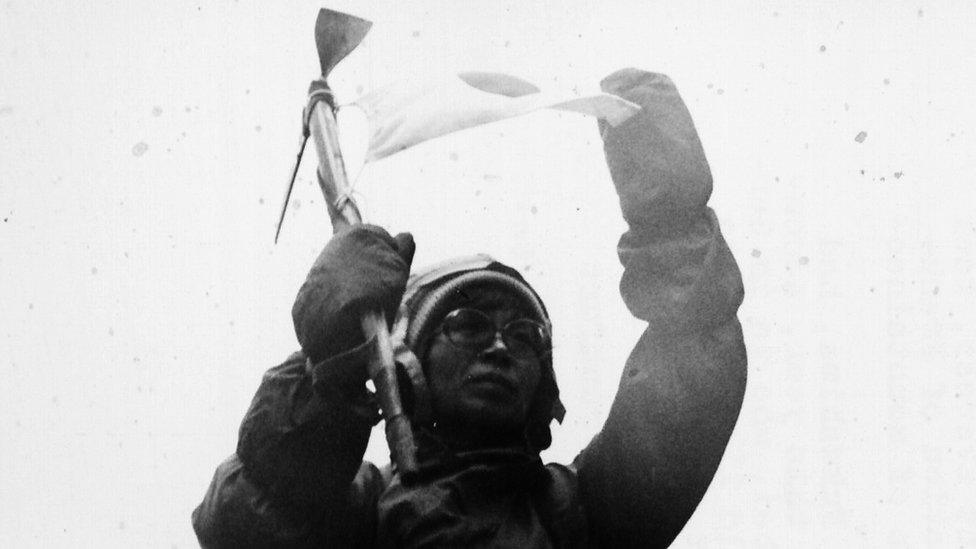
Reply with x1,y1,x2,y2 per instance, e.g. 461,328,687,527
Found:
598,69,713,229
292,225,415,363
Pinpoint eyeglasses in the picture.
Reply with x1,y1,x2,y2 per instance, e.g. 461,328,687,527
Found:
438,308,550,359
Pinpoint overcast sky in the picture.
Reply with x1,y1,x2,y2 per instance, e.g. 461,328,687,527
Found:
2,1,975,547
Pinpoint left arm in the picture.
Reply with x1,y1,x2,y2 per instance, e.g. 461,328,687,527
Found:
574,69,747,548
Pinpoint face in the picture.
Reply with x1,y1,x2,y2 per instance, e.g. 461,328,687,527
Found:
423,287,545,432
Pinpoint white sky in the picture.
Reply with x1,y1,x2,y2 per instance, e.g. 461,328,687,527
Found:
2,1,974,547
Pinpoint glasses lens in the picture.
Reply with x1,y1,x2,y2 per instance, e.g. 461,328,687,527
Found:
441,309,549,359
502,319,548,358
442,309,495,349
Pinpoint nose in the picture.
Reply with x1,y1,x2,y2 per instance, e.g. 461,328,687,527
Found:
479,331,511,358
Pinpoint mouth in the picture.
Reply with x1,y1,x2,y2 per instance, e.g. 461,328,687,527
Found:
464,371,517,394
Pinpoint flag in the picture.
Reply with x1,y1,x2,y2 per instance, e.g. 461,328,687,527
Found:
352,71,641,162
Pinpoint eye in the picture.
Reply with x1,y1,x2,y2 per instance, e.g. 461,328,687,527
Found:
442,309,493,346
504,320,547,352
452,321,483,340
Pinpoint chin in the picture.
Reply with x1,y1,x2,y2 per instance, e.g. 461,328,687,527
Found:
458,399,524,431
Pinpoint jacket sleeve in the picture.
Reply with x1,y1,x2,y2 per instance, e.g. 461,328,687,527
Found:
192,350,386,548
574,69,748,548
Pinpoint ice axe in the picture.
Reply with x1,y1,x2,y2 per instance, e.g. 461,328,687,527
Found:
277,8,419,479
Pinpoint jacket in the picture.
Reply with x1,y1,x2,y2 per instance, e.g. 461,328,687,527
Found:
192,69,747,548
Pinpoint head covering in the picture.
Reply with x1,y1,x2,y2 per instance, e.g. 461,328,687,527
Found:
391,254,566,451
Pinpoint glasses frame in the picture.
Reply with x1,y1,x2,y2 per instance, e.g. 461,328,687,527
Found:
437,307,551,359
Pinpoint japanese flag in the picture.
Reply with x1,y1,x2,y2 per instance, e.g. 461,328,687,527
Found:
352,71,641,162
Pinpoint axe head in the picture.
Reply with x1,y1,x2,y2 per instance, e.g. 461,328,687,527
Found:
315,8,372,79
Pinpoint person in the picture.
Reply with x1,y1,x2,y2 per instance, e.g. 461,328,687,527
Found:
192,69,747,548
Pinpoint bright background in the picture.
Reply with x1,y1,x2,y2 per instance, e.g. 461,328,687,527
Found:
2,1,974,547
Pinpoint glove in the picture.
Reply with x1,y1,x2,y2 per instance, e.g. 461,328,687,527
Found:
598,69,713,228
292,225,415,363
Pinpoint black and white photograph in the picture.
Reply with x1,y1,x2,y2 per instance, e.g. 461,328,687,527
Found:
1,2,973,547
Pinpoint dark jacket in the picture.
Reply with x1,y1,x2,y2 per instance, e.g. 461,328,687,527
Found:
192,69,747,548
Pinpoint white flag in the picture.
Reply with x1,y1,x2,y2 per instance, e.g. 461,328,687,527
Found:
352,71,641,162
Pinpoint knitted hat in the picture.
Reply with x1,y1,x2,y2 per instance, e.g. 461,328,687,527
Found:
391,254,566,451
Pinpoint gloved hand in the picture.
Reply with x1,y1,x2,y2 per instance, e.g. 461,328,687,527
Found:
292,225,415,363
598,69,713,228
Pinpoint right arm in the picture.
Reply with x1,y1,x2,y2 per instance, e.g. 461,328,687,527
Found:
192,226,415,548
191,351,383,549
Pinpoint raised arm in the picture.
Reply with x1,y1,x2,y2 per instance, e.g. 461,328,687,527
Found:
574,69,748,548
192,226,415,548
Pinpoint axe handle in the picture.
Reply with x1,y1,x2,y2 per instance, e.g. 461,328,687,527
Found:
309,100,419,479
